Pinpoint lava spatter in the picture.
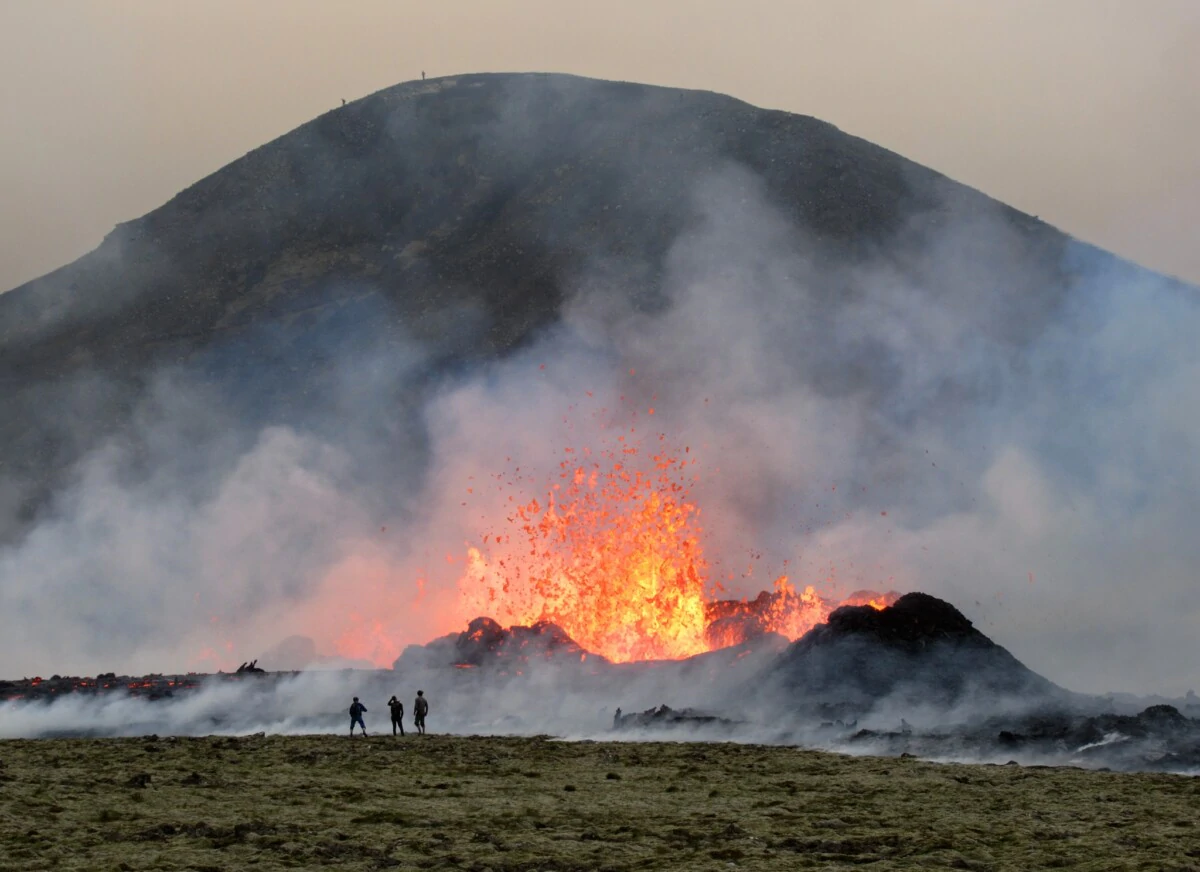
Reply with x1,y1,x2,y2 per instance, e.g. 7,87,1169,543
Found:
458,430,895,663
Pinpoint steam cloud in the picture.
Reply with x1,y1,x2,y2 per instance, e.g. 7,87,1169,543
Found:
1,86,1198,724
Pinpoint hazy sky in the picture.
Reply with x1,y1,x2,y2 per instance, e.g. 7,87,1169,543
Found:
0,0,1197,292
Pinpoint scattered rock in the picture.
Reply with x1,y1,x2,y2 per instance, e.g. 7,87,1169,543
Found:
613,704,740,732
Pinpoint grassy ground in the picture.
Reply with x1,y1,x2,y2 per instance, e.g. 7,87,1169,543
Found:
1,733,1197,871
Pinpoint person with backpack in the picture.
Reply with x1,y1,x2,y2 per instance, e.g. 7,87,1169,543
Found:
348,697,368,737
413,690,429,734
387,695,405,736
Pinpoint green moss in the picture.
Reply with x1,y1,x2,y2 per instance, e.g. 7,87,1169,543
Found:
0,734,1197,870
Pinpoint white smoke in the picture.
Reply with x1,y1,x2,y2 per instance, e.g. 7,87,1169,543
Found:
1,140,1198,716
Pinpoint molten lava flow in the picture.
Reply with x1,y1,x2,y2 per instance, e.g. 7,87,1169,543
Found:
461,445,710,662
703,576,833,649
755,576,830,639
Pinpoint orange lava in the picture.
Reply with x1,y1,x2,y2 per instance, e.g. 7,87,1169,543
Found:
703,575,833,650
459,435,896,663
461,444,709,662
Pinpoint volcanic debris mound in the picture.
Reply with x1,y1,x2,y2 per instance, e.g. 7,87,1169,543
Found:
612,704,739,732
395,616,609,674
772,592,1064,711
823,591,975,643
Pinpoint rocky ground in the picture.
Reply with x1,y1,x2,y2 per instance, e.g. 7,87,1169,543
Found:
2,734,1198,871
1,673,216,704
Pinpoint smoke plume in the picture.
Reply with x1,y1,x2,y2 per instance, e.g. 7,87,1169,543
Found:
0,81,1197,716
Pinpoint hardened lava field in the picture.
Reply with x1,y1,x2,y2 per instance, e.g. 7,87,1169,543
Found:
1,734,1198,871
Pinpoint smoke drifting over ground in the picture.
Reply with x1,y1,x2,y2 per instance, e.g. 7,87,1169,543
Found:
0,75,1197,708
4,645,1197,775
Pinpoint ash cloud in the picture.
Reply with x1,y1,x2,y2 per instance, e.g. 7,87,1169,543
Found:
0,75,1197,711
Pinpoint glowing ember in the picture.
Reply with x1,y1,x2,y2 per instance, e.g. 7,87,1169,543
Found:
704,576,833,650
459,434,897,664
461,444,710,662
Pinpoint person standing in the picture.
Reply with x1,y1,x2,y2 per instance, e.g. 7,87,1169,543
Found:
388,695,405,736
349,696,368,737
413,690,429,735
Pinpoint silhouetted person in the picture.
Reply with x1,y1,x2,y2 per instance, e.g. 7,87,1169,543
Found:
341,98,346,106
414,690,429,734
388,695,405,736
421,71,426,80
349,697,368,737
613,707,622,730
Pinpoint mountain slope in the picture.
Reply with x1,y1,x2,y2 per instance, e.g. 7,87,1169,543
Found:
0,72,1160,540
0,73,1066,359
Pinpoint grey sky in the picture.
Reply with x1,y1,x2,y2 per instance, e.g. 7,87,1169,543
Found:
0,0,1197,292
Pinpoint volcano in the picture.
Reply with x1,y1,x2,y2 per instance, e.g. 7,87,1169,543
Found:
2,72,1195,696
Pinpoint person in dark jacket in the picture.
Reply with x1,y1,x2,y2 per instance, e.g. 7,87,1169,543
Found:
414,690,429,734
349,697,368,737
387,695,405,736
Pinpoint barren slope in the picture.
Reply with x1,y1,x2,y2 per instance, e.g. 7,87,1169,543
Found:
0,72,1082,538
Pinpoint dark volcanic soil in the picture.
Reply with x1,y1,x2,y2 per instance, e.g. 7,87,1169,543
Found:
0,671,285,704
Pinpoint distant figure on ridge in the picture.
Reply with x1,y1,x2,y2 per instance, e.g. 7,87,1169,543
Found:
388,695,405,736
341,98,346,106
421,71,426,80
414,690,429,734
349,696,368,737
